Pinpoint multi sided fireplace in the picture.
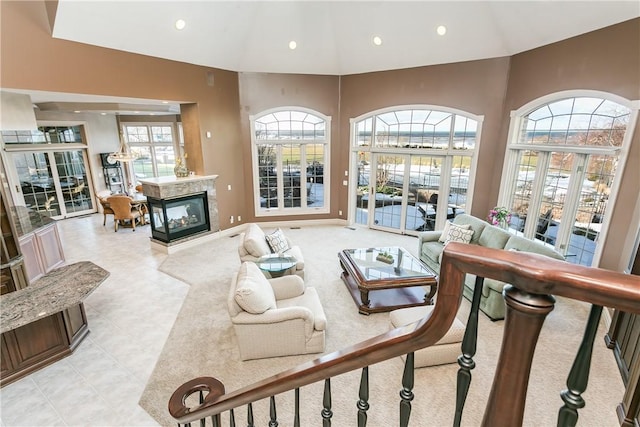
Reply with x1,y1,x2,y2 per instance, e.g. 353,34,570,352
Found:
147,192,210,243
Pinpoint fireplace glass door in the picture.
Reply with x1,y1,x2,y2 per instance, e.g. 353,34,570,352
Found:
148,192,210,243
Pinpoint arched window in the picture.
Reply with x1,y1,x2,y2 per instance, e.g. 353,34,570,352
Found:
350,106,481,235
250,108,330,215
499,93,634,266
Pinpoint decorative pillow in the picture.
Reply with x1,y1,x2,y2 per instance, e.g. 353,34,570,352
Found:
439,221,471,243
244,224,271,257
234,263,277,314
443,224,474,246
265,228,290,253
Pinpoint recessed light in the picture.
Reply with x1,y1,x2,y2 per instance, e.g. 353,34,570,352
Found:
436,25,447,36
134,111,140,114
73,110,81,113
162,101,169,104
289,40,297,50
100,112,107,116
373,36,382,46
175,19,186,30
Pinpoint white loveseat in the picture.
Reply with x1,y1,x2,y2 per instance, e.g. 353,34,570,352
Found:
228,262,326,360
238,223,305,278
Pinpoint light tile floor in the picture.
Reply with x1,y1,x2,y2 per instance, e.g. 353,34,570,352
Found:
1,214,189,426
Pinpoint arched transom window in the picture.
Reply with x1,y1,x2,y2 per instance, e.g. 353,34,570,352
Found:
251,108,330,215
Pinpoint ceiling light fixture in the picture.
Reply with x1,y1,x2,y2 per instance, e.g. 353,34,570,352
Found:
436,25,447,36
289,40,297,50
373,36,382,46
175,19,186,30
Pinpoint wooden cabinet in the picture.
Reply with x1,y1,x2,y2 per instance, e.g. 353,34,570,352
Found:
0,304,88,387
19,222,65,282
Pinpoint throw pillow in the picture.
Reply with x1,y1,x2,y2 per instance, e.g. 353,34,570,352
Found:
265,228,290,253
234,263,277,314
438,221,471,243
443,224,474,246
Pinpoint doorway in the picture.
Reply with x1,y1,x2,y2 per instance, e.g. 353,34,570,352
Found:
10,150,94,218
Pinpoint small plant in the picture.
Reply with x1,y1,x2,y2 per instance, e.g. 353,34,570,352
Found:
376,250,394,264
488,206,511,228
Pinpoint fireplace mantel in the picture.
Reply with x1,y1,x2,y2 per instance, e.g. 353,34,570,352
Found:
140,175,219,253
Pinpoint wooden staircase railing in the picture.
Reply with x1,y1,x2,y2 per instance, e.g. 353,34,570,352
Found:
169,242,640,426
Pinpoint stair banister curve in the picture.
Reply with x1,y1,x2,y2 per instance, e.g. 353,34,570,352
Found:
169,242,640,426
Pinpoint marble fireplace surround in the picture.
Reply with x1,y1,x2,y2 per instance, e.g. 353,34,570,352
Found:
140,175,219,254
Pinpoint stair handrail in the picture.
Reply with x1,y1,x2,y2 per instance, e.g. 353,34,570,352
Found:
169,242,640,424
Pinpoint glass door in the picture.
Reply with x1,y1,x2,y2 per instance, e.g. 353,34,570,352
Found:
10,150,94,218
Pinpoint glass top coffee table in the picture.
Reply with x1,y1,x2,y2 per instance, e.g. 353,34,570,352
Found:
255,254,297,278
338,246,437,315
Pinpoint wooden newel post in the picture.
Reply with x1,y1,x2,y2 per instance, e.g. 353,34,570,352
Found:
482,285,556,427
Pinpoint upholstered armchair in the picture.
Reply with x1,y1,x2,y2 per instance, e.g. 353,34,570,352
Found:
237,223,305,278
97,190,114,226
228,262,326,360
106,195,143,232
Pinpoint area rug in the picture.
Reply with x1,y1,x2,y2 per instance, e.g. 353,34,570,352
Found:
139,224,623,426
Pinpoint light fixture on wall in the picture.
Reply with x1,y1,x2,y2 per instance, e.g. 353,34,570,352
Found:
109,115,137,162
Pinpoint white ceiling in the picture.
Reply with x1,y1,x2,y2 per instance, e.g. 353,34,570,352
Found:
53,0,640,76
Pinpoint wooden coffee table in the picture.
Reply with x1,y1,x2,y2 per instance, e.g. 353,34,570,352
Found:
338,246,437,315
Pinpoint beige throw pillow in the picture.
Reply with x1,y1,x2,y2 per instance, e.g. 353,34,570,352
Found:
439,221,471,243
443,223,474,246
265,228,290,253
234,263,277,314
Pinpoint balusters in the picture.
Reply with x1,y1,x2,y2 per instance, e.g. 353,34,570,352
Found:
558,304,603,427
454,276,483,426
294,388,300,427
322,378,333,426
269,396,278,427
399,351,415,427
357,367,370,427
247,402,254,427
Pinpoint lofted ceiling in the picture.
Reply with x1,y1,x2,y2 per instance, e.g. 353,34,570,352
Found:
11,1,640,115
52,0,640,76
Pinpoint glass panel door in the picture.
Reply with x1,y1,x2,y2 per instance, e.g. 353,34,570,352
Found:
370,154,405,232
10,150,94,219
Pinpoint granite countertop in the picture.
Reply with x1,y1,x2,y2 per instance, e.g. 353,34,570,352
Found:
0,261,110,334
10,205,56,237
139,174,218,186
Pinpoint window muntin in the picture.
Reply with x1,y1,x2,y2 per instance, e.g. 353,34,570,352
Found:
352,107,479,234
520,97,629,147
123,123,178,179
252,109,330,215
2,126,84,145
356,109,477,151
503,95,631,267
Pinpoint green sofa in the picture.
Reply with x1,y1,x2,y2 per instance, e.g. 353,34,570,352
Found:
418,214,565,320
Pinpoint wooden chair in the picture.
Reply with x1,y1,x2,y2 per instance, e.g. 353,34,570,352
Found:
96,190,114,226
106,195,143,232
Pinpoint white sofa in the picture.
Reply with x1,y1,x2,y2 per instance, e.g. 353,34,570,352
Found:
228,262,326,360
238,223,305,278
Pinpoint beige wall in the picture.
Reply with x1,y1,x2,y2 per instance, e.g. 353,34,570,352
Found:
1,1,638,269
503,18,640,270
237,73,341,222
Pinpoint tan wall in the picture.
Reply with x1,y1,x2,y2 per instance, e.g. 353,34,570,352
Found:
503,18,640,270
0,0,243,229
339,58,511,218
237,72,341,223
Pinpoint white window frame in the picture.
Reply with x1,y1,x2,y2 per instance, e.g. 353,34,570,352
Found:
122,122,182,179
498,90,639,266
348,104,483,231
250,107,331,216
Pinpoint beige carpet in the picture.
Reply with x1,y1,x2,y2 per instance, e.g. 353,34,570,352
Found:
139,224,623,426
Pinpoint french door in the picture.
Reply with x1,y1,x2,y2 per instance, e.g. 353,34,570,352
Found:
354,152,464,235
9,149,95,219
